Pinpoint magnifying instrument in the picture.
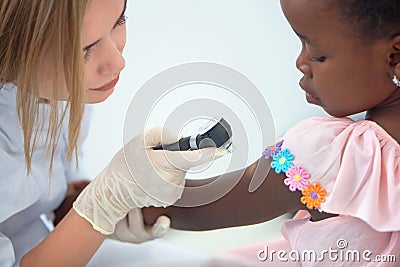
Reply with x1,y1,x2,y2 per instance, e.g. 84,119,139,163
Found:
152,117,232,152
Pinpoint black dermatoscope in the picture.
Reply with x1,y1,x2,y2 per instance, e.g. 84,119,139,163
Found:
152,117,232,151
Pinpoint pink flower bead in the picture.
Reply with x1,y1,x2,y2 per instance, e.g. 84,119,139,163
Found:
284,165,310,192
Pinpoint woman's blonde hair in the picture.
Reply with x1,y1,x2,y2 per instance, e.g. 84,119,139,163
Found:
0,0,90,173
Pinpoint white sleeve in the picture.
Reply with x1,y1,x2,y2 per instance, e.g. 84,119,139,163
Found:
0,233,16,267
0,86,41,223
0,149,40,223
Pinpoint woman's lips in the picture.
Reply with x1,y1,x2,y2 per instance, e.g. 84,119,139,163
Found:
91,76,119,92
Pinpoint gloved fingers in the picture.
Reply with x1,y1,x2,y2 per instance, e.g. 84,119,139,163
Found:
159,127,183,144
151,215,171,238
110,209,153,243
126,208,153,240
126,210,170,240
111,216,130,240
162,147,229,170
144,127,182,147
148,176,185,205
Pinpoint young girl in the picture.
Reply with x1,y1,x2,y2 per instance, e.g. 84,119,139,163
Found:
143,0,400,265
0,0,219,266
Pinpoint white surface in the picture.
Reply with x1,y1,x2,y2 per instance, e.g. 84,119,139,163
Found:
88,215,289,267
88,239,211,267
163,214,288,254
81,1,325,266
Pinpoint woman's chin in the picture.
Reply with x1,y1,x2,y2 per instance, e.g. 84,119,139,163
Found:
85,87,116,103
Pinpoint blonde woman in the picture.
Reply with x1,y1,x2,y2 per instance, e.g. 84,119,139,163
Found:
0,0,220,266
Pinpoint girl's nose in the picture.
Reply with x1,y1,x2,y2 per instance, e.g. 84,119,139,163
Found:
296,62,312,78
296,49,312,78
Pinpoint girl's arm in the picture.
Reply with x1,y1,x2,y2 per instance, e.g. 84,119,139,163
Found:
21,209,105,267
143,156,305,231
54,180,90,226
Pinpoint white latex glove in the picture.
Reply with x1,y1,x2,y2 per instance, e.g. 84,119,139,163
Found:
73,127,225,235
109,209,170,243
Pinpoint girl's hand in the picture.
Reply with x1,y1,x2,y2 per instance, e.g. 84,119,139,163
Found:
73,127,224,235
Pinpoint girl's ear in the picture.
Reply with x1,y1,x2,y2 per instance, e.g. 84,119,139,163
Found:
390,35,400,77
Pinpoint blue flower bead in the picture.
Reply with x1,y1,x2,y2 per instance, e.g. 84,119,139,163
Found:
271,148,294,174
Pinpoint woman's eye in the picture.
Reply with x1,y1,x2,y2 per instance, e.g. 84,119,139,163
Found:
84,47,93,63
83,14,128,63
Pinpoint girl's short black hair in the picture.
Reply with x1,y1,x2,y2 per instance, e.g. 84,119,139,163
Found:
333,0,400,39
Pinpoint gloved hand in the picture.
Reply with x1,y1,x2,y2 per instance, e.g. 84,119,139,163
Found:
109,209,170,243
73,127,225,235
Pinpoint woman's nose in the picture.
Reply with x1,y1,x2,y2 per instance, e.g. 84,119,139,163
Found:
99,37,126,75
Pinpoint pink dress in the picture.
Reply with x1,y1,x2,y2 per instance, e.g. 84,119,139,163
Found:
206,117,400,266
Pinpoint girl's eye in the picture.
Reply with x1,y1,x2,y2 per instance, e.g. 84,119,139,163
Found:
84,47,93,63
310,56,327,63
305,44,326,63
114,14,127,29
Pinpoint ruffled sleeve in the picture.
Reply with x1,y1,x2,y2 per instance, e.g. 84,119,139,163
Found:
282,117,400,232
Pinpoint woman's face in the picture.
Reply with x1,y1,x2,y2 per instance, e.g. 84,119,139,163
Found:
82,0,127,103
38,0,127,103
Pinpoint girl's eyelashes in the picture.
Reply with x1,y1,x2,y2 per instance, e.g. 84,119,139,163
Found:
303,42,327,63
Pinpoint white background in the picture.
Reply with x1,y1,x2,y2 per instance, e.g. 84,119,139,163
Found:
80,0,328,178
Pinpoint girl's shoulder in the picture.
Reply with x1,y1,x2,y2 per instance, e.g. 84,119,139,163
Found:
275,117,399,232
284,116,399,156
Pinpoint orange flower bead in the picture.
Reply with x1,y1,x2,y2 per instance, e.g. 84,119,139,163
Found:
300,182,327,210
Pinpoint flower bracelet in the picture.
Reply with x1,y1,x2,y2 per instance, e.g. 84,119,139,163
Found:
263,139,327,210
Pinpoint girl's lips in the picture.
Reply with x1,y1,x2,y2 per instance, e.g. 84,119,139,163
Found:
299,79,320,104
305,92,320,104
91,75,119,91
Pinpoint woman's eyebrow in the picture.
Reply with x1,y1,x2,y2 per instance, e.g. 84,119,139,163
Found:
83,0,127,51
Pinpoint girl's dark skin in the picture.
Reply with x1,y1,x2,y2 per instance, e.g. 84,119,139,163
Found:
54,180,91,226
144,157,334,230
143,0,400,231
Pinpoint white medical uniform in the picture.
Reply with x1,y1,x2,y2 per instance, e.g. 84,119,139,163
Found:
0,83,90,266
